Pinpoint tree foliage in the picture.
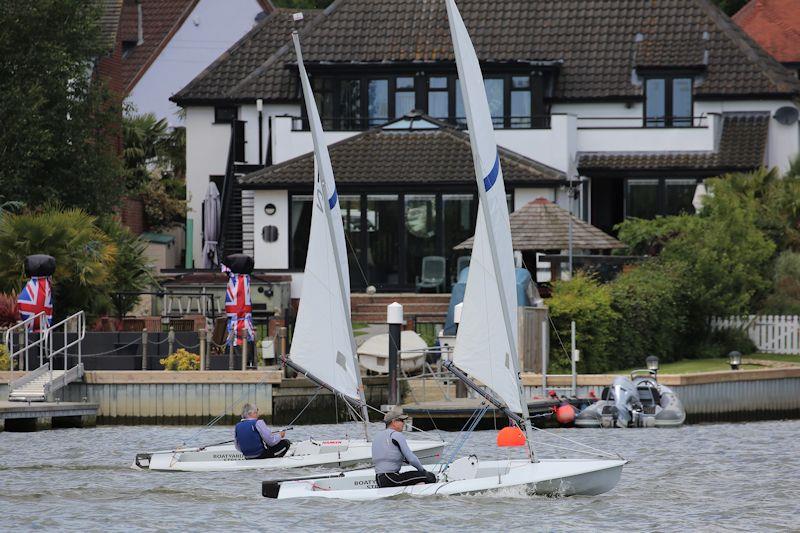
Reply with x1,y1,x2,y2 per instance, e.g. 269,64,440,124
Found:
0,0,123,214
0,206,117,319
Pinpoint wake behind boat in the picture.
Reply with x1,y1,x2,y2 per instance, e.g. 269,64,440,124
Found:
260,0,625,499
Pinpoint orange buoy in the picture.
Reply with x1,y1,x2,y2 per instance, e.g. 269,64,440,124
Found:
555,404,576,425
497,426,526,447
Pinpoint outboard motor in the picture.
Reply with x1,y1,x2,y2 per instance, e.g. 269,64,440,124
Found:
601,377,639,428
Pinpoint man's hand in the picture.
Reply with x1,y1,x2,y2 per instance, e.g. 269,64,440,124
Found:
280,430,286,438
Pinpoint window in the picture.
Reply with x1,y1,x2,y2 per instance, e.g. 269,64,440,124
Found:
368,79,389,126
510,76,532,128
395,77,416,118
290,195,313,269
214,106,237,123
484,78,504,127
338,79,361,130
312,77,335,130
427,77,448,119
626,177,699,219
644,76,693,127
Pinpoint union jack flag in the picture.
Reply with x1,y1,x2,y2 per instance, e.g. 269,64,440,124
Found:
225,273,254,346
17,276,53,331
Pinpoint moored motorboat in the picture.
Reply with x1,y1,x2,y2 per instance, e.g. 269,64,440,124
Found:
575,372,686,428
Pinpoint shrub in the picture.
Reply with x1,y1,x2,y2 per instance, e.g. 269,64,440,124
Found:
96,217,154,317
0,205,117,319
0,344,10,371
761,251,800,315
615,215,699,256
0,292,19,327
160,348,201,371
609,260,688,368
547,273,620,373
694,327,757,359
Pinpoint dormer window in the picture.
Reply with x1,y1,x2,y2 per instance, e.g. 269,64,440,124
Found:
644,75,693,127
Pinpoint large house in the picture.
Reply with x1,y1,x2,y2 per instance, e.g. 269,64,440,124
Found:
172,0,800,295
102,0,273,125
733,0,800,77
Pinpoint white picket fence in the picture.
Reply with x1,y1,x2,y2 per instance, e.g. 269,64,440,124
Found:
710,315,800,355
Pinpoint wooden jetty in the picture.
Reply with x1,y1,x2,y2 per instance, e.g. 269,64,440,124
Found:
0,400,98,432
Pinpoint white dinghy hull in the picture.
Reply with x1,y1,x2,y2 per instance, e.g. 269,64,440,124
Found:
136,439,444,472
264,458,626,500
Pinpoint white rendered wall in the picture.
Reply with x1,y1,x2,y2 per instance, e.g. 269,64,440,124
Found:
253,190,288,269
127,0,265,125
514,188,555,209
185,106,231,266
271,115,357,164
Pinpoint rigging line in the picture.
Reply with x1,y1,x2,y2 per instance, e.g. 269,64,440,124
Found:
548,313,573,362
286,386,323,427
363,402,443,443
342,227,370,287
530,439,618,459
396,364,445,443
441,403,489,469
527,424,619,459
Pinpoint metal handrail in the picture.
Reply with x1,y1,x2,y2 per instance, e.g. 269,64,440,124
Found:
4,312,49,378
47,311,85,378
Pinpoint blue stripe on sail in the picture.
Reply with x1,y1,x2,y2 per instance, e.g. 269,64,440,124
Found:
483,154,500,192
328,188,338,209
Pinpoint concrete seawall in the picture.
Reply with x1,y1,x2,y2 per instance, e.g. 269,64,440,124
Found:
2,368,798,427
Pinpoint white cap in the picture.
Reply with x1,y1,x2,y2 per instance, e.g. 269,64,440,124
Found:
387,302,404,325
454,302,464,324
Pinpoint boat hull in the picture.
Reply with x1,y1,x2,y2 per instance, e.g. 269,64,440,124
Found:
266,458,626,500
135,438,444,472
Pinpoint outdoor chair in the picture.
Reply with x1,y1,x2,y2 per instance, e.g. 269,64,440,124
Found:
452,255,471,284
415,256,446,293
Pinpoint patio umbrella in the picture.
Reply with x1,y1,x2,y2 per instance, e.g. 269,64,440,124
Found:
202,182,221,269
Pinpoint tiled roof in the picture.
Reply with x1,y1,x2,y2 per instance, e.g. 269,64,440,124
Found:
578,112,770,172
99,0,123,50
172,8,318,102
174,0,800,104
733,0,800,64
119,0,197,92
455,197,624,252
238,114,566,188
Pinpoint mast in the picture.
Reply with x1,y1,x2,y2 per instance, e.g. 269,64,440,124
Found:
291,30,371,440
444,0,535,460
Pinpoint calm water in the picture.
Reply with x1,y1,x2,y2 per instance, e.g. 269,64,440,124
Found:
1,420,799,532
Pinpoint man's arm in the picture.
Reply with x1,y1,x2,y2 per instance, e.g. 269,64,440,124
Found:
255,420,281,447
392,432,425,472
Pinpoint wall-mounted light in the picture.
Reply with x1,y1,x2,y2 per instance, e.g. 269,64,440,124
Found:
264,203,276,216
262,225,279,243
728,351,741,370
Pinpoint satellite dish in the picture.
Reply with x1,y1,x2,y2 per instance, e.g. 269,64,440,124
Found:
774,106,799,125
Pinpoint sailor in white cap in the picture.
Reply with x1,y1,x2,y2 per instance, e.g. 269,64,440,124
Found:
371,408,436,488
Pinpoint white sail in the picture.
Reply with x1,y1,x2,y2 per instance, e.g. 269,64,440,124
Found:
447,0,522,414
288,32,360,401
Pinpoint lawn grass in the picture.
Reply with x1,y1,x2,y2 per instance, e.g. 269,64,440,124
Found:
613,352,800,374
351,321,370,337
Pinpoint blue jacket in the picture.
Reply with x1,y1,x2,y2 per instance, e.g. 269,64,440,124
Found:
235,419,266,458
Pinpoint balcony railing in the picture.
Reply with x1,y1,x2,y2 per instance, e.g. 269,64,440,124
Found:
290,115,552,132
576,115,709,129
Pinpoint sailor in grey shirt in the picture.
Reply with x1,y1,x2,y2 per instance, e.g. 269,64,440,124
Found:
372,409,436,488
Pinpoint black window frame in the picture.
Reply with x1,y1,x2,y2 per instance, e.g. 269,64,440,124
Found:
642,73,694,128
214,105,238,124
299,68,550,131
624,176,700,219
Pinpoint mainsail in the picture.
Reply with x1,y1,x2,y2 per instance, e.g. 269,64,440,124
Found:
288,31,363,404
446,0,524,415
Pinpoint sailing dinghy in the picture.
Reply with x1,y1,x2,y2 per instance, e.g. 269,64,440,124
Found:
261,1,625,497
135,24,444,472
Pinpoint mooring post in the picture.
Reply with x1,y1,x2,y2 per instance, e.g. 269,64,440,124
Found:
141,328,148,371
168,326,175,355
242,331,249,371
199,328,207,371
277,326,289,377
453,302,467,398
387,302,403,407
